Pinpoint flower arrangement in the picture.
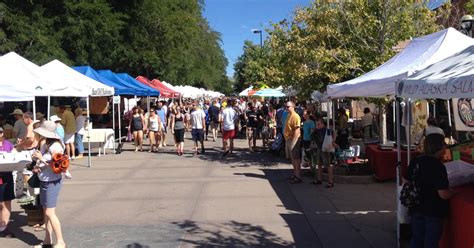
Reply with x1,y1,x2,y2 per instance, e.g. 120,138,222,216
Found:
50,153,69,174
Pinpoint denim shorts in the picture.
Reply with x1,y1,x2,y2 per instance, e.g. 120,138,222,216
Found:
40,179,62,208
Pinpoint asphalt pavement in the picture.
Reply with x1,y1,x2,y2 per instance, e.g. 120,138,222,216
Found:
3,135,397,248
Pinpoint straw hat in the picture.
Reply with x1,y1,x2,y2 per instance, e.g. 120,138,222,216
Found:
9,109,24,116
36,112,45,119
50,115,62,122
33,121,61,140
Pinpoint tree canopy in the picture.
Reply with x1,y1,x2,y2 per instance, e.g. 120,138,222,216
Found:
234,0,448,98
0,0,230,93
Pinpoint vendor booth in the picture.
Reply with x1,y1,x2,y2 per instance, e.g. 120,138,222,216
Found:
398,45,474,248
42,60,115,167
326,28,474,247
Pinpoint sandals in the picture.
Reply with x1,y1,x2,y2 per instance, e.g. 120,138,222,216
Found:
325,183,335,188
33,224,46,232
289,177,302,184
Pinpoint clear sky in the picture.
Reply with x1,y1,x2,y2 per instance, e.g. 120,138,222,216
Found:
202,0,312,78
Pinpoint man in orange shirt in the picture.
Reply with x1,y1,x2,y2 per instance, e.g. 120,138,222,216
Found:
284,101,302,183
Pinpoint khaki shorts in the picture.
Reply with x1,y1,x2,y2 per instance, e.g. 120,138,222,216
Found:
285,138,301,160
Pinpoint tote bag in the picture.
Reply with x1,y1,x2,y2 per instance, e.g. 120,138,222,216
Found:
322,129,335,153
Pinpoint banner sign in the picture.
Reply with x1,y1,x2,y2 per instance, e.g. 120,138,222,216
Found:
397,79,473,99
452,98,474,131
91,88,114,97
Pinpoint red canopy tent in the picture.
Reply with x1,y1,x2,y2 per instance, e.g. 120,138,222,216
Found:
136,76,179,98
151,79,180,98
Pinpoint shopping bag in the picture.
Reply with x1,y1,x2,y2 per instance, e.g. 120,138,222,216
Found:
322,129,335,152
126,129,132,142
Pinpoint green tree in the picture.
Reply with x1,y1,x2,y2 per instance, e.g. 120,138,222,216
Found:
236,0,445,98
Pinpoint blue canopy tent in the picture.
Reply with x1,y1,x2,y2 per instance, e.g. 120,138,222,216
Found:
115,72,160,96
99,70,156,96
73,66,137,96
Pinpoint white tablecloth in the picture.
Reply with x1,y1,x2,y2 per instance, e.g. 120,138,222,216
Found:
83,129,115,154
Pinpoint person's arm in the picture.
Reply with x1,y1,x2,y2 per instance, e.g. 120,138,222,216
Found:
202,114,207,132
141,115,147,131
436,165,454,200
171,114,175,133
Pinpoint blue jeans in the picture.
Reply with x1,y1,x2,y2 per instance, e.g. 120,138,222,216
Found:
75,133,84,154
410,213,444,248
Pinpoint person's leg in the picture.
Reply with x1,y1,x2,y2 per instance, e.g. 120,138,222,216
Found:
317,150,323,182
326,153,334,186
133,131,139,151
223,138,228,152
149,131,155,152
230,138,234,153
0,200,11,229
161,126,167,146
43,212,53,245
44,207,65,247
206,123,210,140
77,134,84,158
410,213,426,248
138,130,144,151
252,129,257,150
423,216,444,248
200,130,205,153
65,144,70,157
247,128,252,150
157,130,162,148
70,140,75,158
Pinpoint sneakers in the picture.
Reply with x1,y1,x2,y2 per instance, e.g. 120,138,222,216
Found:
76,154,83,159
64,170,72,179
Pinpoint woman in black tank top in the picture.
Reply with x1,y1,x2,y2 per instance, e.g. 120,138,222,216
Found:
171,106,186,156
128,107,146,152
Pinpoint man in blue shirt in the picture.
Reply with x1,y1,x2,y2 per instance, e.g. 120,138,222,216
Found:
156,102,167,147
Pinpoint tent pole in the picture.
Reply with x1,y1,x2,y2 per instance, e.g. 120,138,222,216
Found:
433,101,436,118
393,100,396,140
47,96,51,119
112,97,116,155
87,97,92,168
446,99,452,142
33,98,36,120
332,99,336,133
118,97,122,144
396,98,402,248
407,99,412,163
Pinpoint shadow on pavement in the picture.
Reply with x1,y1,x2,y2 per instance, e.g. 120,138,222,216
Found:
172,220,293,247
239,169,323,247
125,243,150,248
195,147,287,167
8,211,42,245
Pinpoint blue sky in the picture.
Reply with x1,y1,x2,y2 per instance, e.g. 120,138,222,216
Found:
203,0,312,78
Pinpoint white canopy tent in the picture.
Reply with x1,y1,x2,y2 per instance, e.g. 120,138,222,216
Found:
0,52,52,102
327,28,474,98
172,85,224,98
239,86,253,96
397,45,474,99
41,60,115,168
41,60,114,97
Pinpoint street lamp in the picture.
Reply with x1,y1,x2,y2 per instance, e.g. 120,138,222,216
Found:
460,15,474,37
252,29,263,48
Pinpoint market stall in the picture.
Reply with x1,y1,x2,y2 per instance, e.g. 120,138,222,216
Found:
398,45,474,248
42,60,115,168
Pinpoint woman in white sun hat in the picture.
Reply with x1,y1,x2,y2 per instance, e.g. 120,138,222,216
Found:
31,121,66,248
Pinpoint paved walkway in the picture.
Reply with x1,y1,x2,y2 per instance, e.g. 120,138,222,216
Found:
4,136,397,247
